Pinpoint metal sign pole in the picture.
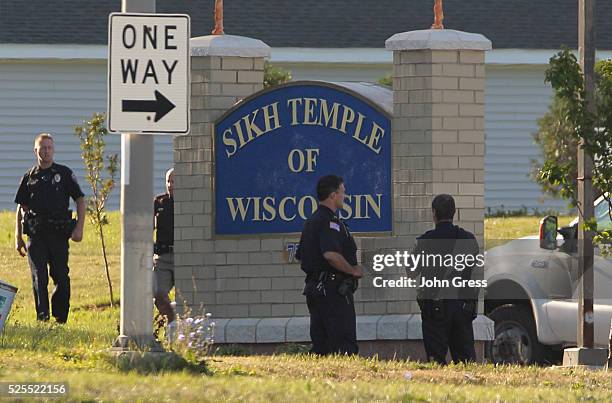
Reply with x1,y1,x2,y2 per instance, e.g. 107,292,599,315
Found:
578,0,595,350
113,0,157,350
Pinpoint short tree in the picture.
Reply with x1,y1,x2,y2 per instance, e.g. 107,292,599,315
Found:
531,96,580,198
74,113,118,306
539,48,612,253
264,61,291,88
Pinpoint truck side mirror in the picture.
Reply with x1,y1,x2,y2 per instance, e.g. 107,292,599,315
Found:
539,215,558,250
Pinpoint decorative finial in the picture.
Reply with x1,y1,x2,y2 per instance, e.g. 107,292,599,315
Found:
431,0,444,29
212,0,224,35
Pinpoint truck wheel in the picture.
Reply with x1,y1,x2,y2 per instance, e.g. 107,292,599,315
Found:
487,304,546,365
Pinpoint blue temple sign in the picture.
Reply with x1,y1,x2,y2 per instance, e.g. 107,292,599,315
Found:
214,81,392,235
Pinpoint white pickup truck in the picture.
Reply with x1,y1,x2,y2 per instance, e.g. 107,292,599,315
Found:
484,195,612,365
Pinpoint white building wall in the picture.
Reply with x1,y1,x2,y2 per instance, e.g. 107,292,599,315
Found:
484,65,568,213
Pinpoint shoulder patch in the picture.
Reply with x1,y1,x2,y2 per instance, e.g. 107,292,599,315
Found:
329,222,340,232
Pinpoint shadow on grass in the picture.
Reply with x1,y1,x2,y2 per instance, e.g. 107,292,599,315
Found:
212,344,252,357
97,350,212,375
274,343,311,355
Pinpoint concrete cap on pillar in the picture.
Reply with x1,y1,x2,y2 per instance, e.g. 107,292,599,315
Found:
385,29,491,51
190,34,271,58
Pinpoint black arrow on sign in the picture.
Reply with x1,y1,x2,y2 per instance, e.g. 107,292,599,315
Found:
122,90,176,122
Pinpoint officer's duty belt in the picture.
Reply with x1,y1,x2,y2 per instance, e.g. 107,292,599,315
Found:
307,270,350,283
154,244,173,255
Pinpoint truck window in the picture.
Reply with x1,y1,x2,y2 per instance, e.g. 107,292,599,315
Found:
595,198,612,231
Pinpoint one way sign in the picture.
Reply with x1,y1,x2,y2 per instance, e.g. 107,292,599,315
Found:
108,13,190,134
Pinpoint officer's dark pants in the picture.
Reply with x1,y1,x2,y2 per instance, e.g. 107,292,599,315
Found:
421,300,476,365
153,252,175,323
306,280,358,356
27,232,70,323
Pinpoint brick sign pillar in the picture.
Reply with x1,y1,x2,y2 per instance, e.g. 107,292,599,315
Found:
357,30,492,326
385,29,491,246
173,35,270,312
350,29,493,359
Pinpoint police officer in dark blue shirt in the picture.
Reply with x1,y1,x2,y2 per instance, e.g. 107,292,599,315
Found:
14,133,85,323
153,168,175,329
296,175,364,355
410,194,480,364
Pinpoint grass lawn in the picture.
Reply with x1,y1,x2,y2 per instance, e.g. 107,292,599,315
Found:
1,210,610,402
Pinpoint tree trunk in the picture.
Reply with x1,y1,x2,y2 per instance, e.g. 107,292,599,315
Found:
98,219,114,308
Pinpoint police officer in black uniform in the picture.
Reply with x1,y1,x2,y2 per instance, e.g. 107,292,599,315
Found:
153,168,175,327
296,175,364,355
410,194,480,364
14,133,85,323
